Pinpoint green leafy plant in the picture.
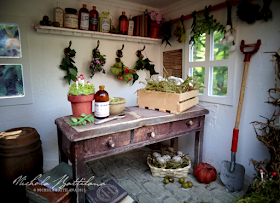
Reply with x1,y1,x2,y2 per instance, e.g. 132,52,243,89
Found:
60,41,77,85
189,6,225,46
133,46,159,84
68,114,94,126
160,21,172,47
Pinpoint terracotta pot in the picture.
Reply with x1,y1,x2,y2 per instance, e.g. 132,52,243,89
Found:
149,21,162,38
68,94,94,117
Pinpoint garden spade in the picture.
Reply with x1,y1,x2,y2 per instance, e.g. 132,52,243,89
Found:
220,39,261,192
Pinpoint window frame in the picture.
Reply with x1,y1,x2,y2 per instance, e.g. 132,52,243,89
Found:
185,29,235,106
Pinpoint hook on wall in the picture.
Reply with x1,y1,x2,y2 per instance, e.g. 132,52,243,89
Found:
92,40,100,55
64,40,72,55
116,44,125,58
136,45,146,58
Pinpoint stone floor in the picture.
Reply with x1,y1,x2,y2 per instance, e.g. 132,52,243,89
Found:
84,147,248,203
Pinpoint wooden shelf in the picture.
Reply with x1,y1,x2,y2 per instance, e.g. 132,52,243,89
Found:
34,25,161,44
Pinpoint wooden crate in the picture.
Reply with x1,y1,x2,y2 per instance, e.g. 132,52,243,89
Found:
137,89,199,114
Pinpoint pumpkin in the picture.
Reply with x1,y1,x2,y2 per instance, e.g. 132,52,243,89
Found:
193,162,217,184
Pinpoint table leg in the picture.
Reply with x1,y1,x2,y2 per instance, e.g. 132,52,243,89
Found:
194,116,205,166
170,137,178,151
71,142,85,203
57,127,68,163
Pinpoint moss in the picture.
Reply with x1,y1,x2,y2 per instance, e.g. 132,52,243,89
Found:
68,83,95,96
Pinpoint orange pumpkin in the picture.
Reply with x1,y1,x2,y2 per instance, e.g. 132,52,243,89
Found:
194,162,217,184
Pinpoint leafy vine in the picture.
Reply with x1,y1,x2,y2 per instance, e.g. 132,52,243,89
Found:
59,41,77,85
189,6,225,45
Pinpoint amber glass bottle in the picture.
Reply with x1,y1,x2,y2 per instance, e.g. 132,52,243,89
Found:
119,12,128,35
89,6,99,31
78,4,89,30
94,85,109,119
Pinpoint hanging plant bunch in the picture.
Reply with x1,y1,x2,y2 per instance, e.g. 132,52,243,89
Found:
221,0,236,52
174,16,186,43
110,44,137,83
237,0,272,24
160,21,172,47
189,6,225,46
133,46,159,84
60,41,78,85
89,40,106,78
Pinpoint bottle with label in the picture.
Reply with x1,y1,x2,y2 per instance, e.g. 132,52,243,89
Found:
78,4,89,30
64,8,78,29
98,12,111,33
53,2,64,27
128,15,134,36
119,12,128,35
94,85,109,119
89,6,99,31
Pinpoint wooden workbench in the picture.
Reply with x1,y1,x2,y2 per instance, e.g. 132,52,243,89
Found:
55,105,209,203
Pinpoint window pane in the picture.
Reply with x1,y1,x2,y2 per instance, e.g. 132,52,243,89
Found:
192,67,205,94
211,66,228,96
213,31,229,60
191,33,206,62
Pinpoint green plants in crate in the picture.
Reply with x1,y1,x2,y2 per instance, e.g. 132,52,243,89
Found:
110,44,137,83
189,6,225,46
60,41,78,85
89,40,106,78
140,67,203,94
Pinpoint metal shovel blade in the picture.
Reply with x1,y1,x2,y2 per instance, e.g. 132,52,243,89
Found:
220,160,245,192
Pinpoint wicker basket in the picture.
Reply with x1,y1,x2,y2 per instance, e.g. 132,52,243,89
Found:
147,157,191,178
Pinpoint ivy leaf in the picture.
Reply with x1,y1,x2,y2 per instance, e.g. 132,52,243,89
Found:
82,120,87,125
80,113,87,117
71,117,78,122
60,65,68,70
69,68,77,76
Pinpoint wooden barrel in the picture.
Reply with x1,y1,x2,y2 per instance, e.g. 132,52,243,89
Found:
0,127,43,202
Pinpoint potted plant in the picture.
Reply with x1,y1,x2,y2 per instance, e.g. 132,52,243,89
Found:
148,11,165,38
68,75,95,117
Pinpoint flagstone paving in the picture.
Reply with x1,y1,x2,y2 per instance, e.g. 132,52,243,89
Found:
84,147,248,203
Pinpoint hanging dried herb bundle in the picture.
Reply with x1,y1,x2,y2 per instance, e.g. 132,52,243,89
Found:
189,5,225,45
60,41,77,85
133,46,159,84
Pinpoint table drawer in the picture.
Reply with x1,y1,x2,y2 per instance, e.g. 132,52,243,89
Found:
170,117,200,133
132,123,170,143
84,131,131,154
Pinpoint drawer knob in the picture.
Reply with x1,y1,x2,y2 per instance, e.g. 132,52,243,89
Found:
148,132,155,138
107,139,115,148
186,120,193,126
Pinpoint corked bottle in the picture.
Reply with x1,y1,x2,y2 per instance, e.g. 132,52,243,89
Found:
94,85,109,119
78,4,89,30
119,12,128,35
89,6,99,31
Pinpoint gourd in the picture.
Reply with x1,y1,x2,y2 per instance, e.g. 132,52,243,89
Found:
193,162,217,184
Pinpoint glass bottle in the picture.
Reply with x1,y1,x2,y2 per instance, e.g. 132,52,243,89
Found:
119,12,128,35
78,4,89,30
94,85,109,119
98,12,111,33
53,2,64,27
89,6,99,31
128,15,134,36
